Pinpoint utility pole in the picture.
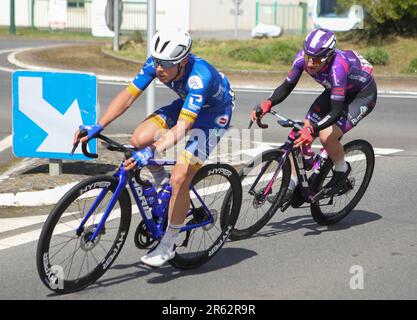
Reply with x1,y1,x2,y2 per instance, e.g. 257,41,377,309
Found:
146,0,156,115
10,0,16,34
231,0,243,39
113,0,120,51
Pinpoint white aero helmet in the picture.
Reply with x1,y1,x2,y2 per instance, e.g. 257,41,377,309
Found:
150,27,192,64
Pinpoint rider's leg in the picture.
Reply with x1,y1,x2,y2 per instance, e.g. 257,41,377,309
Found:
317,123,345,169
168,159,201,225
140,155,201,267
288,155,299,190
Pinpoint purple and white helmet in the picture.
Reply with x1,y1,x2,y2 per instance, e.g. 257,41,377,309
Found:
303,28,336,58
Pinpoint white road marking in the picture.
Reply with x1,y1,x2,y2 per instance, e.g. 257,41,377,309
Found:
0,135,13,153
0,144,403,251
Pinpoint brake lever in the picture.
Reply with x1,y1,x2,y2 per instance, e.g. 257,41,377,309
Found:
70,128,98,158
70,141,79,156
256,117,269,129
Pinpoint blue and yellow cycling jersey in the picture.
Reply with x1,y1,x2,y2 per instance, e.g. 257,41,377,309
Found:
128,54,233,125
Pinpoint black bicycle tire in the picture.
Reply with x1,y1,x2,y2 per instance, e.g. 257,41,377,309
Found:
230,149,291,240
310,140,375,225
36,175,132,294
169,163,242,270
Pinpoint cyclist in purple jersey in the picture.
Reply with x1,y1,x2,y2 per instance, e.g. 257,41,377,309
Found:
74,27,234,267
251,28,377,199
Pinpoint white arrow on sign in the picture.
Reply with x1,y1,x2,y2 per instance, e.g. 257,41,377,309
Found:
18,76,84,154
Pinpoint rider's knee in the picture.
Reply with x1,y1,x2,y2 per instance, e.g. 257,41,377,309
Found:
319,126,342,147
130,134,147,149
170,171,188,191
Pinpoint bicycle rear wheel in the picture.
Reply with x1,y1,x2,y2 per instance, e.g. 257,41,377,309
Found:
310,140,375,225
36,176,131,294
230,149,291,240
169,163,242,270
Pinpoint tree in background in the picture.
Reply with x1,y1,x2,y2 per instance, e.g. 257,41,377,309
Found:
338,0,417,40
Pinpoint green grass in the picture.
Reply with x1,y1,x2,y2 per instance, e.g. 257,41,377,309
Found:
363,47,389,65
116,34,417,75
3,27,417,76
406,58,417,74
116,36,305,72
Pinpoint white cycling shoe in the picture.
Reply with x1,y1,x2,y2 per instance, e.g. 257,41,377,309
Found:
141,243,176,268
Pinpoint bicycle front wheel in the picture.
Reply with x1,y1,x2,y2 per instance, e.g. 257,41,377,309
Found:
36,175,132,294
169,163,242,270
231,149,291,240
310,140,375,225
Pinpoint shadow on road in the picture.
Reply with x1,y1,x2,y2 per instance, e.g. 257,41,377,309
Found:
24,161,117,176
250,210,382,239
78,247,256,291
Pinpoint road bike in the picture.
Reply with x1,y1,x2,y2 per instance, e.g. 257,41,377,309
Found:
230,110,375,240
36,133,242,294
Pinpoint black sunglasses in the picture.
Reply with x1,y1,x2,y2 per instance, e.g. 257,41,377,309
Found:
152,58,177,68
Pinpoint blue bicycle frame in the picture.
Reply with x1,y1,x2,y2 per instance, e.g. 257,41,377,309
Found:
76,159,215,243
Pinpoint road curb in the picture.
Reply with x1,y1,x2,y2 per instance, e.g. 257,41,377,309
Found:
0,182,78,207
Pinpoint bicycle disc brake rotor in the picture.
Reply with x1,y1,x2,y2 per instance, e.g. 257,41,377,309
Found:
252,188,270,208
134,221,156,249
80,225,102,252
202,209,218,231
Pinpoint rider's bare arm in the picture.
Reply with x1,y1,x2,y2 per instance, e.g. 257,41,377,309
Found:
98,86,141,128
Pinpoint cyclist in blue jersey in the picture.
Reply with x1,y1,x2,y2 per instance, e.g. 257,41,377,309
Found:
251,28,377,201
74,27,234,267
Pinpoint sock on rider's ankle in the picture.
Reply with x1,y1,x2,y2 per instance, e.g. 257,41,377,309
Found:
160,224,182,250
334,160,348,173
289,176,298,191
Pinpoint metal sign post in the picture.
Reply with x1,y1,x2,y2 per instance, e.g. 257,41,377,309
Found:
49,159,63,176
113,0,120,51
146,0,156,116
10,0,16,34
231,0,243,38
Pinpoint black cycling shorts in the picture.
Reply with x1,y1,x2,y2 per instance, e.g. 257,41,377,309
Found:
306,78,377,133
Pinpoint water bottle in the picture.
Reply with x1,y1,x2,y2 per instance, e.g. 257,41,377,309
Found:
142,181,157,208
153,184,172,223
302,145,315,171
313,148,329,174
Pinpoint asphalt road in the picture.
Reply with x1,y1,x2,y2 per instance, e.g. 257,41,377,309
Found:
1,40,417,300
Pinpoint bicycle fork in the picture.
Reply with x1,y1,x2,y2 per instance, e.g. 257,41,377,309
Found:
76,169,129,243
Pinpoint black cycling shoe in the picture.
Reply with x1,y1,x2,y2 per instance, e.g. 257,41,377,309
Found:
323,162,352,196
290,184,305,208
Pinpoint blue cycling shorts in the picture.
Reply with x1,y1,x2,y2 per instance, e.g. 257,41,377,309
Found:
147,99,233,168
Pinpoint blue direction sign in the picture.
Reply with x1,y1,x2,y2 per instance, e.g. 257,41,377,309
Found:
12,71,98,160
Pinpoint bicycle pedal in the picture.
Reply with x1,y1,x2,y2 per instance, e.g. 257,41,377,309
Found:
311,189,325,202
280,200,291,212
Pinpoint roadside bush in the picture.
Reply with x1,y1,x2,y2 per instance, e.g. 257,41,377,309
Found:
338,0,417,40
406,58,417,74
363,46,389,65
228,41,298,65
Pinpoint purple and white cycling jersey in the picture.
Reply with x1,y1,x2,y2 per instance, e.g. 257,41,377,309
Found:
287,49,374,102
